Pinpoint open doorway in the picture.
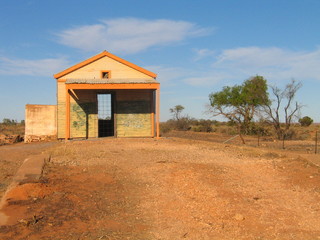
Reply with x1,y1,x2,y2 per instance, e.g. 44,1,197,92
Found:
97,93,114,137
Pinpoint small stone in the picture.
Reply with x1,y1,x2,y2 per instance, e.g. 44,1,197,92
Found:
234,214,245,221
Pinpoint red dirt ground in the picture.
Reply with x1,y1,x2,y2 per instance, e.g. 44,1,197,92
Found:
0,135,320,239
0,142,57,201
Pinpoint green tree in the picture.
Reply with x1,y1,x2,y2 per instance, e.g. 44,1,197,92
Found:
298,116,313,127
170,105,185,121
208,76,269,143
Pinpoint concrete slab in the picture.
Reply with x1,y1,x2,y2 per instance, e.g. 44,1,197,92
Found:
13,154,47,184
0,153,49,226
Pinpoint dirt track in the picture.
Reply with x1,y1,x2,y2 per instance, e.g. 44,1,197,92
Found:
1,137,320,239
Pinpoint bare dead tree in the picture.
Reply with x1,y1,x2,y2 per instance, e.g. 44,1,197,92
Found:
263,79,303,140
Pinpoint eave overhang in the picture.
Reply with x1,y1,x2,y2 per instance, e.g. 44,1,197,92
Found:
65,83,160,90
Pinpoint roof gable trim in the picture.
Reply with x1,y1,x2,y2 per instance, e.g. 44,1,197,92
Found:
53,50,157,79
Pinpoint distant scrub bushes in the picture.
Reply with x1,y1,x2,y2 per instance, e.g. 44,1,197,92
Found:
0,118,25,136
160,118,318,141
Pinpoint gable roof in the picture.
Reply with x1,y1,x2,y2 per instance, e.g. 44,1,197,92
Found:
53,50,157,79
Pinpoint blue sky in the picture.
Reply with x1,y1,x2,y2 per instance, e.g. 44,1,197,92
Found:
1,0,320,122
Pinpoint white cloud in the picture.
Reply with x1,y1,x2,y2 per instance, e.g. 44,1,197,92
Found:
184,73,233,86
193,48,216,61
146,65,192,87
0,56,69,76
213,46,320,83
56,18,211,54
156,46,320,88
148,64,232,87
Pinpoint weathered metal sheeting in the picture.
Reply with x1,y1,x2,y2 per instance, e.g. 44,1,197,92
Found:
65,78,159,84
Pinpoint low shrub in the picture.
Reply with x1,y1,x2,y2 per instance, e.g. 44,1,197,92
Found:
284,129,297,140
175,117,192,131
299,116,313,127
0,122,25,136
191,119,214,132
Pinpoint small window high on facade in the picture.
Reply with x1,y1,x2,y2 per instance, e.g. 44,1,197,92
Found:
101,71,110,79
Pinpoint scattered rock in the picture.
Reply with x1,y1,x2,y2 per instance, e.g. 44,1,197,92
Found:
0,134,23,145
234,214,245,221
24,135,56,143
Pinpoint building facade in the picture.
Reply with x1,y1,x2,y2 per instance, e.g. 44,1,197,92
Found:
54,51,160,140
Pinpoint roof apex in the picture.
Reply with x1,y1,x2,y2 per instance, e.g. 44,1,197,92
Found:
53,50,157,79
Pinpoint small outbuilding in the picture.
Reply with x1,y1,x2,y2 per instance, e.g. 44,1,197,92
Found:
25,51,160,141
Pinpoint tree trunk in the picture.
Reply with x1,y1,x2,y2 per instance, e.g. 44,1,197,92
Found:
238,124,246,144
273,123,283,140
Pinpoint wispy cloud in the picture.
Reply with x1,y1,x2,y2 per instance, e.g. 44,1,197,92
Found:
213,46,320,83
184,74,231,86
146,65,192,87
0,56,69,76
193,48,216,61
172,46,320,87
56,18,211,54
148,64,232,87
